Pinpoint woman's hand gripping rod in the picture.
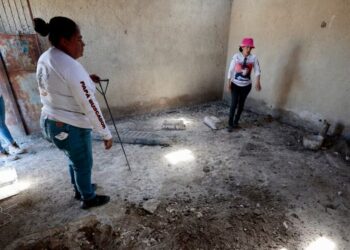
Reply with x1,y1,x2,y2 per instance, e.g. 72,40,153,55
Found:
96,79,131,171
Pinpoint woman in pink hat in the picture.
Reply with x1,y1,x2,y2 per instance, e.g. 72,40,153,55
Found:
226,37,261,132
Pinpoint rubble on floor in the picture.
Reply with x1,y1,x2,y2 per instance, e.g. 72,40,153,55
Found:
0,101,349,249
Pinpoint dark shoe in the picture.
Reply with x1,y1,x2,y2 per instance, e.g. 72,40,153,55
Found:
0,151,20,162
74,183,97,200
227,126,233,133
232,123,241,129
80,195,110,209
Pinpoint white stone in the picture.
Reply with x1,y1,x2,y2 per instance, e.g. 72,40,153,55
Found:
162,120,186,130
203,116,224,130
302,134,324,150
0,166,19,200
142,199,160,214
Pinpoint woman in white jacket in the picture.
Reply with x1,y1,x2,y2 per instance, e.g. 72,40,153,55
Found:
34,16,112,209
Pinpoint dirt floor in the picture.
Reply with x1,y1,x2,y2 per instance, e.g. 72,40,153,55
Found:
0,101,349,250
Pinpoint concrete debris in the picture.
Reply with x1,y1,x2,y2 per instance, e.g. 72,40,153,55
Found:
93,130,171,146
203,116,225,130
302,134,324,150
196,212,203,218
0,166,19,200
162,119,186,130
320,120,330,136
166,206,175,213
203,166,210,173
142,199,160,214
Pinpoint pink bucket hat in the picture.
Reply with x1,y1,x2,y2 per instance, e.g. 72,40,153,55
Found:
240,37,255,48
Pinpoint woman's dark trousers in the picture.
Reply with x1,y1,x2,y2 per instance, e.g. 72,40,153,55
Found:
228,83,252,127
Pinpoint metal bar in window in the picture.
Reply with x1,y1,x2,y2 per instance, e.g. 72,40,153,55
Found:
14,0,25,33
1,0,12,33
21,0,30,33
7,0,19,33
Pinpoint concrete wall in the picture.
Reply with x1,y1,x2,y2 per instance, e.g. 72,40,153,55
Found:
31,0,232,116
225,0,350,134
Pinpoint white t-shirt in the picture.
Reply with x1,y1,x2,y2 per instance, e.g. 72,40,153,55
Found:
36,47,112,140
227,52,261,87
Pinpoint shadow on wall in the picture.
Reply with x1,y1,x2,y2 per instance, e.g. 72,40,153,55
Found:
273,43,302,118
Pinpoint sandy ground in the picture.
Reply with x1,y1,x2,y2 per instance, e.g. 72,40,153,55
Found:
0,101,349,250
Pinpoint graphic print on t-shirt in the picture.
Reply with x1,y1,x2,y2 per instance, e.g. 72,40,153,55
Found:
234,58,253,82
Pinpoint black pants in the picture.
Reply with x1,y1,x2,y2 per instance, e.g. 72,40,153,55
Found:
228,83,252,126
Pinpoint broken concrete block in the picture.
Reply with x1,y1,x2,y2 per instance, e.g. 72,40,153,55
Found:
203,116,224,130
0,166,19,201
93,130,171,146
302,134,324,150
142,199,160,214
162,120,186,130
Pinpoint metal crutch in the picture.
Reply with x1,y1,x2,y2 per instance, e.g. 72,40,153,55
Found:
96,79,131,171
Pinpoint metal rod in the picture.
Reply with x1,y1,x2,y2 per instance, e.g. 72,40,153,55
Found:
26,0,41,52
1,0,12,33
14,0,24,33
0,10,6,32
21,0,30,32
98,79,131,171
7,0,19,33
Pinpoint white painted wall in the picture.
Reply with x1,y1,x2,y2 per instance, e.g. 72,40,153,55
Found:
225,0,350,134
31,0,232,116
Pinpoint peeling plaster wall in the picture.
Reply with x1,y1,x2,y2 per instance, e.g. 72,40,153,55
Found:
224,0,350,133
31,0,232,116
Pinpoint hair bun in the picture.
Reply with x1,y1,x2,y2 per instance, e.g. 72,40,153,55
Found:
33,18,50,36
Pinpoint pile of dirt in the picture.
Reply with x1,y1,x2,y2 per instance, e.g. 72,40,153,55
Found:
7,184,300,250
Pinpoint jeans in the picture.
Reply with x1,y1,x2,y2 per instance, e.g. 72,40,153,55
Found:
44,118,95,201
228,83,252,127
0,96,15,153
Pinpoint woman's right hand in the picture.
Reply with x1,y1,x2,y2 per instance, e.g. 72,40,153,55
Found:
104,138,113,150
226,80,232,91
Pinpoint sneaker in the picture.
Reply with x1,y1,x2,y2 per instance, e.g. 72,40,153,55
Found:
0,152,20,162
227,126,233,133
80,195,110,209
74,183,97,200
9,145,27,155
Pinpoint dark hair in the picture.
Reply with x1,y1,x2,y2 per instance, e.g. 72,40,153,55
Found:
34,16,79,47
239,46,243,52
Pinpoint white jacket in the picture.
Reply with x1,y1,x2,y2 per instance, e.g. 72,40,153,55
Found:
36,47,112,140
